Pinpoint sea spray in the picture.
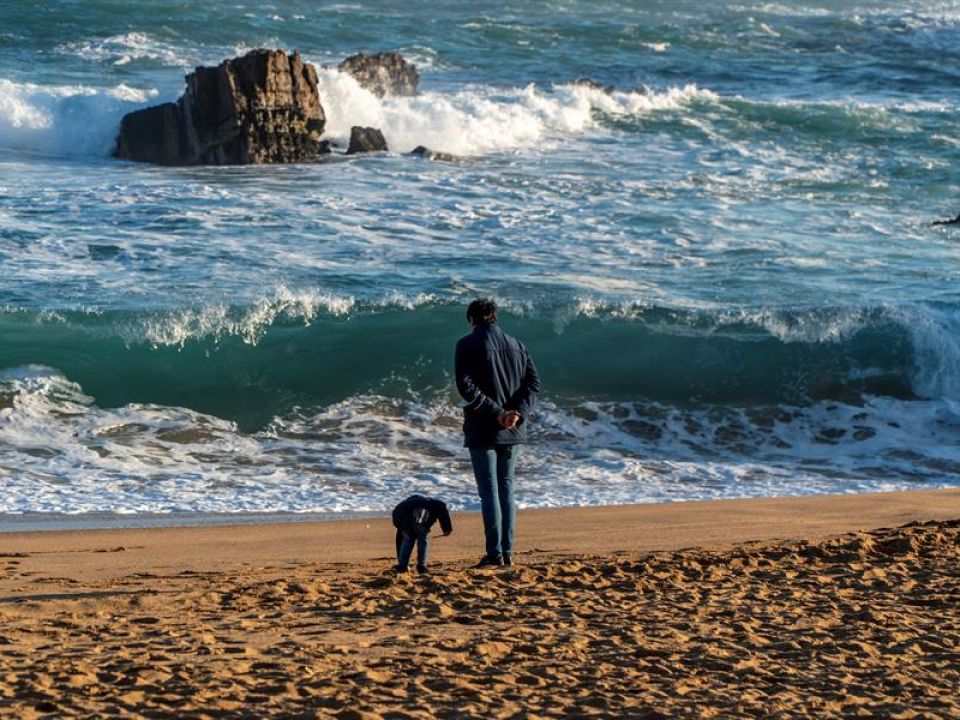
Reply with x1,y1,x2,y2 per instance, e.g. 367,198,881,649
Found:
0,79,157,156
314,67,716,155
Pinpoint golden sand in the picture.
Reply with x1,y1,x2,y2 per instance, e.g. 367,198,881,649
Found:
1,490,958,718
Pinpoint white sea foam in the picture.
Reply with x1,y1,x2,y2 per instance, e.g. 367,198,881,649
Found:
932,134,960,148
732,3,835,17
56,32,192,67
504,296,878,344
714,306,874,344
1,367,958,515
0,78,157,156
737,94,955,116
396,45,446,71
755,22,781,37
135,286,353,347
315,68,715,156
129,286,439,347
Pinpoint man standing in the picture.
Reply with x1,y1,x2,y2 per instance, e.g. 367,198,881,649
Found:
455,298,541,568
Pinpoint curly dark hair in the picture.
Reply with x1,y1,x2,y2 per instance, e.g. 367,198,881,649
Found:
466,298,498,326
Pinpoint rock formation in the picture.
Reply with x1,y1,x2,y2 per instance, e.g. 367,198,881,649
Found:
115,103,187,166
346,127,388,154
338,52,419,97
116,49,325,165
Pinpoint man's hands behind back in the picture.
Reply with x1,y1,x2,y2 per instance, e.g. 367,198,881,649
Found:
497,411,522,429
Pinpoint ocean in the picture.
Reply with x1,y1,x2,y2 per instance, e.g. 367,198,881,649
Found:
1,0,959,521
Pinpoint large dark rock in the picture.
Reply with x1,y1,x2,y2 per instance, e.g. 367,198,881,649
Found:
116,102,188,166
116,49,325,165
337,52,419,97
346,126,388,154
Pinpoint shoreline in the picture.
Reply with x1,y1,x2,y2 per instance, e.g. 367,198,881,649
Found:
0,509,386,534
4,484,959,535
2,489,958,580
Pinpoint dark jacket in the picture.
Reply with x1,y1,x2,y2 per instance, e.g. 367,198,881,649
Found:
392,495,453,535
455,322,541,448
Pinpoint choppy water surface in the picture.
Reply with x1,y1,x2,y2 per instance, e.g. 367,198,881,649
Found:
1,0,959,517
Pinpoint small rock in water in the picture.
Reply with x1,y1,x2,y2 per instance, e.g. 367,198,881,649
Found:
932,213,960,226
409,145,458,163
338,52,419,97
347,127,388,154
574,77,614,93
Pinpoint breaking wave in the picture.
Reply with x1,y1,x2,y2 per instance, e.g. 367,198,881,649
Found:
314,67,716,155
2,365,958,515
0,78,157,156
2,295,960,434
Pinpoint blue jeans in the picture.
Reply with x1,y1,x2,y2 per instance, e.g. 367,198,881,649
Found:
396,528,429,569
469,444,519,558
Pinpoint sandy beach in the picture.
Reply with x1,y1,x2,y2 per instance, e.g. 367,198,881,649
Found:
1,489,959,718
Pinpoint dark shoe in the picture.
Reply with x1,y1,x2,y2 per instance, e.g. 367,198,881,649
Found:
393,565,409,574
474,554,503,569
503,554,513,567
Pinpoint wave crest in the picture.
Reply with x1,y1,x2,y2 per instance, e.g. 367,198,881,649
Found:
56,32,191,68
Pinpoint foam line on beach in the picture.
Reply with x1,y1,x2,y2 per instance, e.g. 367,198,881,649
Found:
2,362,959,516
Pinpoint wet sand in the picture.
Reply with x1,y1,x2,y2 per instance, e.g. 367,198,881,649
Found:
1,489,959,718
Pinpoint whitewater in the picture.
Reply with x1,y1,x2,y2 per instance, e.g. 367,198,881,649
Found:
1,0,959,521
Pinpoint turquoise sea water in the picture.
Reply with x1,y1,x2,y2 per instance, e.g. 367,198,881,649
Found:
1,0,959,517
